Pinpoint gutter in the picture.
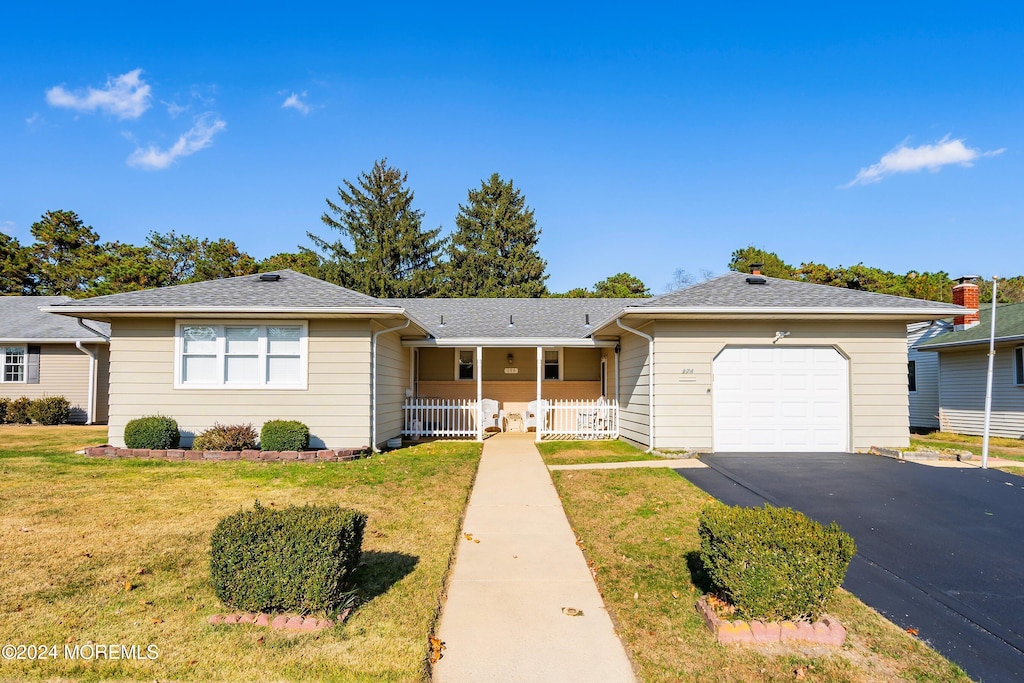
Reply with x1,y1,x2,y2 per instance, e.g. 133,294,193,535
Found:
917,333,1024,352
616,319,654,452
371,319,411,452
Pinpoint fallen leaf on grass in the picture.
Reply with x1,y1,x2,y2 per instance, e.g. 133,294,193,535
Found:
256,636,265,645
429,636,446,663
136,567,147,575
124,582,134,592
151,618,163,624
906,627,919,635
18,527,31,533
671,591,680,599
794,666,807,679
633,592,639,601
464,533,473,541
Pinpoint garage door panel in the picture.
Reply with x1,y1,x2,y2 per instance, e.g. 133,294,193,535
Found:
713,347,849,452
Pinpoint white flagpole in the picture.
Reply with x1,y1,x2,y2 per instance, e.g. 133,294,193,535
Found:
981,276,998,470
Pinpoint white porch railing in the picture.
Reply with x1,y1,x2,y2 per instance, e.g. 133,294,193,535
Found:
540,399,618,440
403,398,478,438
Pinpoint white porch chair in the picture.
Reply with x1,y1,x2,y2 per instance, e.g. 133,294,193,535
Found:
479,398,505,432
522,399,544,432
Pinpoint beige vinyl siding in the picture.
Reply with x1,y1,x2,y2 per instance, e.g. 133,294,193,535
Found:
374,326,410,446
0,343,105,424
937,344,1024,438
907,322,946,430
106,318,372,448
653,320,910,452
617,325,652,447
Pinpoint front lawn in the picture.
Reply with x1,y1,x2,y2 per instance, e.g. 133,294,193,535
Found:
552,466,970,682
0,426,481,682
910,431,1024,462
537,439,655,465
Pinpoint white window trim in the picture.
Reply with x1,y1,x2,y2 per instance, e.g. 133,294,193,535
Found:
454,347,475,381
2,345,27,384
908,359,917,393
542,347,564,381
174,320,308,390
1014,345,1024,387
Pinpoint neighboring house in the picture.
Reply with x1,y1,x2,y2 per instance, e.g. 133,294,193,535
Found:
916,278,1024,439
907,319,952,431
0,296,110,424
46,269,964,452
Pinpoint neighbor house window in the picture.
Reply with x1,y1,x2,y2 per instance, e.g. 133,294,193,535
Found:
176,323,307,388
544,349,562,380
2,346,26,383
456,349,475,380
908,360,917,392
1015,346,1024,387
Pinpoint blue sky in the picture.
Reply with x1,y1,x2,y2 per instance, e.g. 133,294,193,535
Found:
2,2,1021,293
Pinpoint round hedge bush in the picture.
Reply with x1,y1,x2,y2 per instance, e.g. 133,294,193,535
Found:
124,416,180,449
28,396,71,425
260,420,309,451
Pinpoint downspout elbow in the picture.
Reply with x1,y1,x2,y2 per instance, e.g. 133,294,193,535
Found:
371,319,412,453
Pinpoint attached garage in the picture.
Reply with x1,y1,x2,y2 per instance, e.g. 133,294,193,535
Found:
713,346,849,452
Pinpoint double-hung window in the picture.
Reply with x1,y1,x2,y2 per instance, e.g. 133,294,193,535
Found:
2,346,26,383
177,323,307,388
544,349,562,380
456,349,475,380
1015,346,1024,387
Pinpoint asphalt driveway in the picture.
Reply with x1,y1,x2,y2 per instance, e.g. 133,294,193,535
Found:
677,453,1024,683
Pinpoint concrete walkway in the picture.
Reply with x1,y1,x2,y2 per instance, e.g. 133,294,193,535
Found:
433,433,636,683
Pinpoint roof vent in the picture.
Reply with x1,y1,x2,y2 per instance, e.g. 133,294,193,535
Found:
258,273,281,282
508,315,515,329
750,263,764,276
745,276,767,285
584,314,591,327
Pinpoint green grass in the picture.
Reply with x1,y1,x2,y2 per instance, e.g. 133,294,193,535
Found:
552,467,971,682
536,439,655,465
0,425,481,682
910,431,1024,464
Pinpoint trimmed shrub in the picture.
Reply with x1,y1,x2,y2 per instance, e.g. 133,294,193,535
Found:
260,420,309,452
124,416,180,449
210,502,366,613
0,397,8,424
28,396,71,425
192,423,258,451
6,397,32,424
698,503,856,622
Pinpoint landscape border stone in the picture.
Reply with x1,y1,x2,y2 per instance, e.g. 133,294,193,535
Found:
84,445,372,465
695,596,846,646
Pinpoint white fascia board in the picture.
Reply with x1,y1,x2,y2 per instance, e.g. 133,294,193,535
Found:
402,337,618,348
0,338,109,344
622,306,968,316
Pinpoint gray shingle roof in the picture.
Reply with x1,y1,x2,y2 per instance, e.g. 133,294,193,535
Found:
387,298,640,339
47,270,390,310
917,302,1024,349
636,272,966,311
0,296,110,341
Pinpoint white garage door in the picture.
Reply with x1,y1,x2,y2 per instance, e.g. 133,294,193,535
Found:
713,347,849,452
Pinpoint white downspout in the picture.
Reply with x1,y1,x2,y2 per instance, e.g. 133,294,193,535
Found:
616,319,655,452
371,320,411,452
75,341,97,425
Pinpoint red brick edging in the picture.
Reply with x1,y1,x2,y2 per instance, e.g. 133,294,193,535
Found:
696,597,847,646
83,445,371,463
207,612,339,632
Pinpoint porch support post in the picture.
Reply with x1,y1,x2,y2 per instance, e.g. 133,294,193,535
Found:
476,346,483,442
536,346,543,443
408,347,415,397
614,345,620,438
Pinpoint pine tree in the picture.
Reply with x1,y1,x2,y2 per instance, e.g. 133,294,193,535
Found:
309,159,442,297
0,231,34,294
30,210,103,296
442,173,548,297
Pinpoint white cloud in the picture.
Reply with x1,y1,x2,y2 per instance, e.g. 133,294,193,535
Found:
46,68,152,120
126,113,227,170
281,91,310,115
844,136,1005,188
25,113,43,127
162,100,188,118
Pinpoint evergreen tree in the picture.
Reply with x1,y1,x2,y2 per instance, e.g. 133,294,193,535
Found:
309,159,442,297
30,210,103,296
146,231,257,285
0,231,34,295
88,242,169,296
442,173,548,297
258,250,324,278
593,272,650,298
727,246,795,279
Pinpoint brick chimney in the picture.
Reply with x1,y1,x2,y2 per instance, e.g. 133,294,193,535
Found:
952,276,980,330
750,263,763,276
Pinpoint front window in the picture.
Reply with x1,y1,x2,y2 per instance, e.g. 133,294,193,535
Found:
176,323,307,388
457,349,475,380
1015,346,1024,387
908,360,917,392
544,349,561,380
2,346,25,383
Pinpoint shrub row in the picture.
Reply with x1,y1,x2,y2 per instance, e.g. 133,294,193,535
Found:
0,396,71,425
698,503,856,622
123,416,311,452
210,502,366,613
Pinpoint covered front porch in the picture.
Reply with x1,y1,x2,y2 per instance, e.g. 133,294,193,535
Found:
400,342,619,441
